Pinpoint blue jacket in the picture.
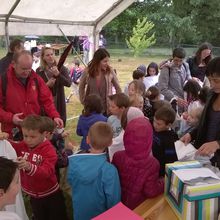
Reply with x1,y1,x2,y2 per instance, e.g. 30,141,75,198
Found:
67,153,121,220
76,113,107,150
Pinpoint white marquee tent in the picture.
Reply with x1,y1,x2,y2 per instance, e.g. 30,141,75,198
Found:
0,0,135,54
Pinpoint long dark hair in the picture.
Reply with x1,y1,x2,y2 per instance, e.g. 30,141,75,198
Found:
146,62,159,76
195,42,212,65
87,48,110,77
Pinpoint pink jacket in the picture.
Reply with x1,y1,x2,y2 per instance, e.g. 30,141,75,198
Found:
112,117,164,209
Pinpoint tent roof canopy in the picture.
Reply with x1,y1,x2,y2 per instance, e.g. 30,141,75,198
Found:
0,0,135,36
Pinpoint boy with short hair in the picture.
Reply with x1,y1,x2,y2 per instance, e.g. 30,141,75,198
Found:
152,106,178,176
68,122,121,220
10,115,68,220
108,93,130,137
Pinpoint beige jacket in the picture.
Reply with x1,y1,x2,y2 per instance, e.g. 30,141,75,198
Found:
79,68,121,113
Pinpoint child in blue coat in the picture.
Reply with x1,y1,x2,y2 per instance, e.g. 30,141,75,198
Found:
76,94,107,150
68,122,121,220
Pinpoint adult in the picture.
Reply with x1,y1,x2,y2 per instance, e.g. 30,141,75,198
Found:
158,47,191,112
0,39,24,75
79,48,121,115
0,50,63,140
187,42,212,86
181,57,220,169
36,47,72,125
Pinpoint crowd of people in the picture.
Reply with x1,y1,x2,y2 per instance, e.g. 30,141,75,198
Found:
0,39,220,220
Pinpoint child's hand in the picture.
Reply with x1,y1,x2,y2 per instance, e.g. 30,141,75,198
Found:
61,130,70,138
65,141,75,151
182,112,188,120
17,157,31,171
0,132,9,140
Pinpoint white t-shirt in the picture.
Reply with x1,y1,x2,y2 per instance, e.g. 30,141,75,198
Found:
0,211,22,220
143,75,159,90
108,130,125,162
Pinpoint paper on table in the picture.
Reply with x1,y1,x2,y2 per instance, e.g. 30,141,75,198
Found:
175,140,197,160
92,202,144,220
173,168,220,182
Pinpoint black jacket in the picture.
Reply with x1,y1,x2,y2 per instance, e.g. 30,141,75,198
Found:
190,91,220,167
0,52,13,75
152,129,178,176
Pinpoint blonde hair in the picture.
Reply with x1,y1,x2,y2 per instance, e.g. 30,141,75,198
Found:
40,47,57,69
129,94,144,110
88,122,113,150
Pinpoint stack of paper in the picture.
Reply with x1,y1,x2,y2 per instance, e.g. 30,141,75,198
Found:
175,140,197,161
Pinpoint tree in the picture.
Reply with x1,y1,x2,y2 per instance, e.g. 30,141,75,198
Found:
126,17,156,56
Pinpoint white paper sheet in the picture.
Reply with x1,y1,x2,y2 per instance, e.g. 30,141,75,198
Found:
175,140,197,160
173,168,220,182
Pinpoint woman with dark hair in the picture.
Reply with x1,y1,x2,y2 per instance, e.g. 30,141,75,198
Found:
79,48,121,115
36,47,72,125
181,57,220,168
187,42,212,84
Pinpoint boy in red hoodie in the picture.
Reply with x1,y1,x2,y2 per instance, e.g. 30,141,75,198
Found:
11,115,68,220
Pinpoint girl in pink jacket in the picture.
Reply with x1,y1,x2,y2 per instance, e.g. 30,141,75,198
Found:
112,117,164,209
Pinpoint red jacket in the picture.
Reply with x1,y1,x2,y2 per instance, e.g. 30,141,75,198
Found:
11,140,59,198
112,118,164,209
0,65,60,137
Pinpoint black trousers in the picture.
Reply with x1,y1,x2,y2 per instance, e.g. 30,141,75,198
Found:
30,189,68,220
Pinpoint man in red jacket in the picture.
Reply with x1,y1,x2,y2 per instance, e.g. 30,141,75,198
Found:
0,50,63,140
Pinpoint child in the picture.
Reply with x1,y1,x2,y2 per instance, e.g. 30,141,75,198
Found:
112,117,164,209
144,86,161,118
143,62,159,90
179,106,204,137
129,94,144,111
11,115,68,220
152,106,178,176
128,79,145,97
124,68,146,95
42,116,70,183
68,122,121,220
0,132,28,220
77,94,107,150
183,79,202,112
0,157,21,220
66,59,83,102
108,107,145,162
107,93,130,138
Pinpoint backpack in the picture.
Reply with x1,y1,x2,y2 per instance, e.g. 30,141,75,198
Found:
167,62,188,77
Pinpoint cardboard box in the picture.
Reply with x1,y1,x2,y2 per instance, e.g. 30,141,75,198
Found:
165,161,220,220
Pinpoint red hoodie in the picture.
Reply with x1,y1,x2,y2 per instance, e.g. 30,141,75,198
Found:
0,65,60,137
11,140,59,198
112,117,164,209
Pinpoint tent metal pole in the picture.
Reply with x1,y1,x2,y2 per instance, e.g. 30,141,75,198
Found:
57,25,86,67
5,0,21,49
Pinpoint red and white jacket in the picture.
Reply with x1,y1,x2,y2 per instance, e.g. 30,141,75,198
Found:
11,140,59,198
0,65,60,137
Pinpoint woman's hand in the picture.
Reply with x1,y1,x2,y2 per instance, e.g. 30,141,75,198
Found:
46,78,56,88
196,141,220,156
180,133,191,145
49,66,60,77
